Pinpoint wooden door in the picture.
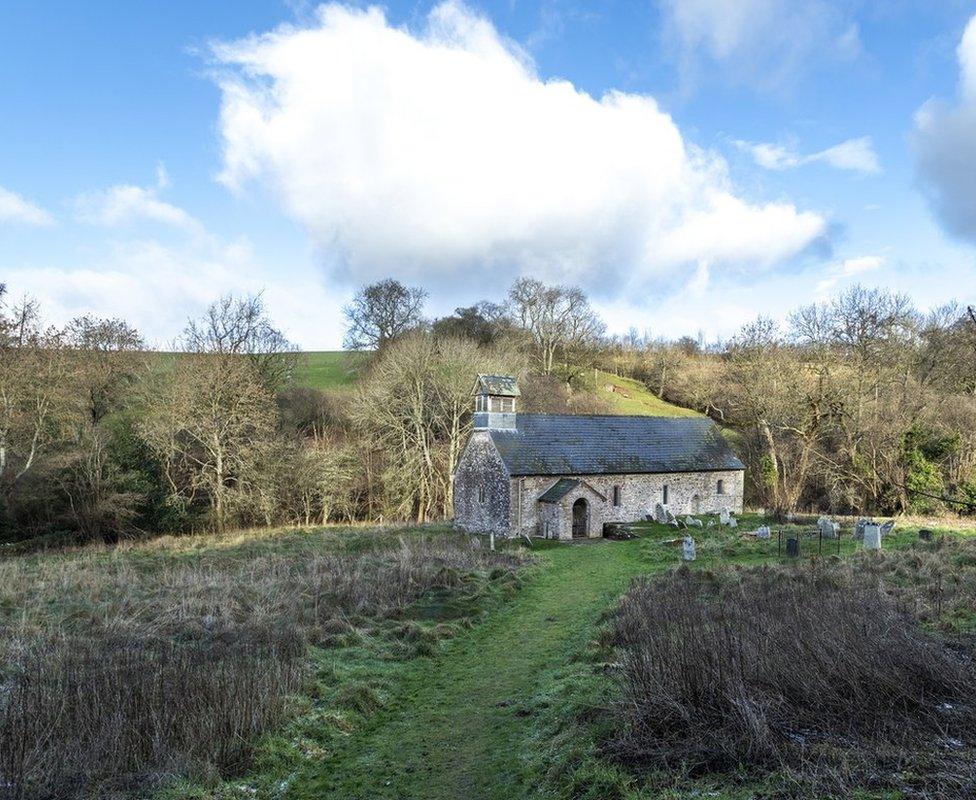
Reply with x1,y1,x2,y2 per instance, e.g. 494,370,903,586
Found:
572,498,588,538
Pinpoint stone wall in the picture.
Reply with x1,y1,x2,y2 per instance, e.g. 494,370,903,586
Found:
510,470,744,539
452,431,510,535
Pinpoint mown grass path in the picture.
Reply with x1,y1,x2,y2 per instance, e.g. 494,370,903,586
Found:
291,538,648,800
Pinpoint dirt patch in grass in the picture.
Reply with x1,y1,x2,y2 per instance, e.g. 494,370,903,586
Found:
607,538,976,798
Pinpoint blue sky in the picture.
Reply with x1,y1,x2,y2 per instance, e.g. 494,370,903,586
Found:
2,0,975,348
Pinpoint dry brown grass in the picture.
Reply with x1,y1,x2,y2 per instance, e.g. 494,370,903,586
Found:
0,525,527,799
608,539,976,798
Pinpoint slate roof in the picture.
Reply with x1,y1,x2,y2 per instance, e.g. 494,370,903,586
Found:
474,374,520,397
489,414,744,477
537,478,581,503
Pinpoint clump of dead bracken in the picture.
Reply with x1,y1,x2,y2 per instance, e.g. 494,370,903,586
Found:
0,527,527,800
608,537,976,799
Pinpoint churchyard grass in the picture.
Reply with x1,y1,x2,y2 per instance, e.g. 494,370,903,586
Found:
3,513,974,799
0,524,529,800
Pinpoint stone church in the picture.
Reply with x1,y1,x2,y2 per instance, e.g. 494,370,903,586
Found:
453,375,744,539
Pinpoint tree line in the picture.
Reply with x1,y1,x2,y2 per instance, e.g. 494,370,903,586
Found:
2,277,974,544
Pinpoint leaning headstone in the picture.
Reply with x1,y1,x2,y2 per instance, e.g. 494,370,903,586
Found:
755,525,771,539
666,509,679,525
654,503,670,524
669,518,680,528
685,516,704,529
863,523,882,550
818,516,839,540
719,509,731,525
682,536,696,561
853,519,872,541
879,520,895,538
728,517,738,529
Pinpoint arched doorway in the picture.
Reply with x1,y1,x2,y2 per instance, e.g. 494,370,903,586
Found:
572,498,588,538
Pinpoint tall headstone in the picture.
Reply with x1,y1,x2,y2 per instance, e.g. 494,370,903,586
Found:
682,536,696,561
863,524,882,550
654,503,670,524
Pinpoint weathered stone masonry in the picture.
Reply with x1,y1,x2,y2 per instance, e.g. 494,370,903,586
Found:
510,469,744,539
453,431,511,536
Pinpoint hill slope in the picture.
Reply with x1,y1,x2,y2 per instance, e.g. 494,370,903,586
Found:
578,368,701,417
293,351,368,391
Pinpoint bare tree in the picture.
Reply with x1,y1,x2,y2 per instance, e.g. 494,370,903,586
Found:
65,316,145,425
0,292,74,497
343,279,427,350
352,332,522,522
138,354,279,531
507,278,605,374
182,294,297,389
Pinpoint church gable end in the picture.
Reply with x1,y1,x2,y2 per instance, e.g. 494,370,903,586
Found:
453,430,511,535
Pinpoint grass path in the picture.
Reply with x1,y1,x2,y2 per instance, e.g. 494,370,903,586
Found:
291,538,648,800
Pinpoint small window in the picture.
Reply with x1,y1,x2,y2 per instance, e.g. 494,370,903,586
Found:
717,479,725,495
612,485,621,507
478,486,486,504
662,484,669,505
489,396,514,413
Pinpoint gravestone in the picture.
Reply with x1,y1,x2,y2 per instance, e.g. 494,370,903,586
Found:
818,516,839,540
863,523,882,550
728,517,738,529
755,525,771,539
919,528,934,541
682,536,696,561
654,503,670,524
684,516,704,529
785,536,800,558
880,521,895,537
719,509,731,525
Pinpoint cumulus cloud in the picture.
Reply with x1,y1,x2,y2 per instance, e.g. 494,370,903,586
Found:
815,255,883,295
735,136,880,174
658,0,860,90
0,185,54,226
210,1,826,298
913,14,976,243
75,175,201,232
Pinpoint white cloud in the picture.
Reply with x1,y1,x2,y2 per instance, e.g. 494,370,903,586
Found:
815,255,884,295
0,186,54,226
735,136,881,174
75,179,201,232
5,236,342,349
913,14,976,243
210,1,826,299
658,0,860,90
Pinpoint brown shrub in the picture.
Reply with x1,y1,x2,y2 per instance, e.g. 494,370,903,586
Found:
609,556,976,797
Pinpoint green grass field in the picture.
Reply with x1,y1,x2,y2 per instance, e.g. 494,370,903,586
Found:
577,368,702,417
292,350,369,391
162,514,972,800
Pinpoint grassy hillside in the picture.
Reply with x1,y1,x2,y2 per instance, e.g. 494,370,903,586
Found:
577,368,701,417
292,350,368,391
